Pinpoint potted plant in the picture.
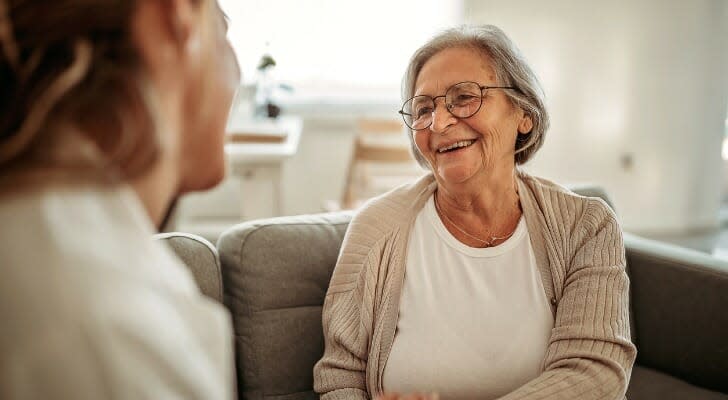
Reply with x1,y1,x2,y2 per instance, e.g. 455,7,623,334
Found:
255,53,292,119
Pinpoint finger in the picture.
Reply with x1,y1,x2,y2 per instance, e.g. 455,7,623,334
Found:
375,392,400,400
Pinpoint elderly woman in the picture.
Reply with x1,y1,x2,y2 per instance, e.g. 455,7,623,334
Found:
314,25,636,400
0,0,239,398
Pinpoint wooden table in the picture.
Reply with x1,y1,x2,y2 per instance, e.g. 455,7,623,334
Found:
225,116,303,218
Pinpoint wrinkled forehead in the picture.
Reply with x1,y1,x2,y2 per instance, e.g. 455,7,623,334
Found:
413,46,497,97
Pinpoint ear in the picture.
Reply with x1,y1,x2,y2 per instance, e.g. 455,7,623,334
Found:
156,0,198,51
518,113,533,134
133,0,199,58
132,0,205,92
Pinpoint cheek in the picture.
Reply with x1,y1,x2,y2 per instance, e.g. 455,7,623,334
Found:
204,50,239,116
178,49,239,191
413,132,432,157
468,116,516,152
217,43,241,104
198,39,239,137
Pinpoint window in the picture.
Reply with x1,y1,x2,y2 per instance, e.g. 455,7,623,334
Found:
219,0,463,98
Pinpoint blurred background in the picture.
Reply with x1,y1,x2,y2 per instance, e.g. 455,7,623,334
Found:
173,0,728,258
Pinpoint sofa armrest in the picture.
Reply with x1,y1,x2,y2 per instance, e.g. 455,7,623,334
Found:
624,232,728,394
217,212,353,400
154,232,224,303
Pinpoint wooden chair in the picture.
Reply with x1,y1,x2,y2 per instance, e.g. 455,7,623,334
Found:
338,118,423,210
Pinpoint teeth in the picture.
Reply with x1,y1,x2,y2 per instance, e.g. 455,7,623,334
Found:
438,140,474,153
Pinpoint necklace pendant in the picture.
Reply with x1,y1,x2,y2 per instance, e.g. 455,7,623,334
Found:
434,194,518,248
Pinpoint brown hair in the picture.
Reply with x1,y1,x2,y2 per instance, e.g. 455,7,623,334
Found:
0,0,161,190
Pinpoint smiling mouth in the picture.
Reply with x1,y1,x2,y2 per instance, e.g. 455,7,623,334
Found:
437,139,476,153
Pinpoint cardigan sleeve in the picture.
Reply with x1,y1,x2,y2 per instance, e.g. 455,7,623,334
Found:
498,199,637,400
313,288,370,400
313,218,388,400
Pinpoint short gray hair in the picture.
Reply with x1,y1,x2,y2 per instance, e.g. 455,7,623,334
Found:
402,24,549,167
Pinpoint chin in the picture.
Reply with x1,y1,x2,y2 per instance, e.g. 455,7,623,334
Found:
437,164,480,185
179,162,226,194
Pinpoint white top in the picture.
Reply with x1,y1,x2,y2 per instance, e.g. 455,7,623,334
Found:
382,195,554,400
0,185,234,399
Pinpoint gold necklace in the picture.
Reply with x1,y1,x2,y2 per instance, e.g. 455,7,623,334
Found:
434,194,519,247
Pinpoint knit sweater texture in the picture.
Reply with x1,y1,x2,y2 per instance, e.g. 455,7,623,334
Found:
313,171,637,400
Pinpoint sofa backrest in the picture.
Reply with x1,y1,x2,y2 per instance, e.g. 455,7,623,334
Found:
214,209,728,399
217,212,352,400
155,232,224,303
624,232,728,394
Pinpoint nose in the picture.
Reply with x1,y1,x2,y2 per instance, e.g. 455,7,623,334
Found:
430,98,457,134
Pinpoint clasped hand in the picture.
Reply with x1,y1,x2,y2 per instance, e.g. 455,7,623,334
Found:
375,392,439,400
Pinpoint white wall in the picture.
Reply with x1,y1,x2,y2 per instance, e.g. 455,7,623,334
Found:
181,0,728,236
281,116,356,215
464,0,728,234
279,103,400,216
175,109,396,226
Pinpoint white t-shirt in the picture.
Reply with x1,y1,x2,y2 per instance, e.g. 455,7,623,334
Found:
0,185,234,399
382,195,554,400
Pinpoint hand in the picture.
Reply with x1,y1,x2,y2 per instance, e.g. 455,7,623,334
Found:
375,392,439,400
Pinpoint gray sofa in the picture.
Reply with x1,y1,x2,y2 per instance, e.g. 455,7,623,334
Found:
159,212,728,400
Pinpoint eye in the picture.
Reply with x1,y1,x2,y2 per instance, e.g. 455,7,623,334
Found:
452,94,478,105
415,106,434,118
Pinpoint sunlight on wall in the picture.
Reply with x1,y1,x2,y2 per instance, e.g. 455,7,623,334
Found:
218,0,462,91
463,0,728,233
723,116,728,161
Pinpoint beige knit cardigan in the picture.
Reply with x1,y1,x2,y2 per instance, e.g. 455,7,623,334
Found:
313,172,637,400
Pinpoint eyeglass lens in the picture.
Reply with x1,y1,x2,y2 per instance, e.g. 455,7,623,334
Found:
401,82,483,130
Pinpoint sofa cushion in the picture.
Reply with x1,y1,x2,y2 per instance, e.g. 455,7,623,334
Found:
624,233,728,394
217,212,352,400
154,232,224,303
216,209,728,399
627,365,728,400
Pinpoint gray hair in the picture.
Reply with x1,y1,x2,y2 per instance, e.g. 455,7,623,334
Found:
401,24,549,167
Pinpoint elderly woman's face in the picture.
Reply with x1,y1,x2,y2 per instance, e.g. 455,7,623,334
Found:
413,47,531,185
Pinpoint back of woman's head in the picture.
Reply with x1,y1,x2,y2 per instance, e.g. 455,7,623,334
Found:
0,0,160,187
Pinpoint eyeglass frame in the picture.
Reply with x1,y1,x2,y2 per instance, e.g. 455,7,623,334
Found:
398,81,518,130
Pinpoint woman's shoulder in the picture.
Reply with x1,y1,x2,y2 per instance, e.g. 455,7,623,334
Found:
518,171,575,198
350,173,436,232
333,174,435,282
518,171,619,230
0,185,224,356
0,184,201,294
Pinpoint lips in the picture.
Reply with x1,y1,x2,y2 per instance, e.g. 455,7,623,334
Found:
436,139,477,153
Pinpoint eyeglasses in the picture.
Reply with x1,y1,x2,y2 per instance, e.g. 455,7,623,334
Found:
398,81,516,130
